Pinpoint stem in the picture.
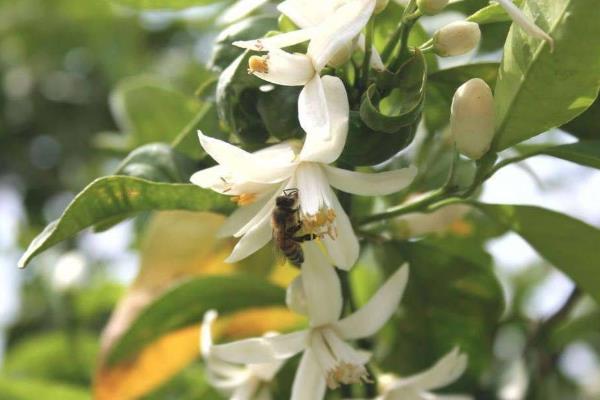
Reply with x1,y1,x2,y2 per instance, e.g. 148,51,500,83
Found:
388,18,415,72
359,18,375,92
381,0,417,62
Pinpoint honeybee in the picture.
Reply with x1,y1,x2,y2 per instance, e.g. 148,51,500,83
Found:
271,188,318,267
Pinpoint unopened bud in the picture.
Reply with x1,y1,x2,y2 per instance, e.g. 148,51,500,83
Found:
433,21,480,57
374,0,389,14
328,40,355,68
450,78,495,160
417,0,448,15
286,276,308,315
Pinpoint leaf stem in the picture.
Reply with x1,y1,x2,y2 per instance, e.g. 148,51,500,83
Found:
360,18,375,92
381,0,417,62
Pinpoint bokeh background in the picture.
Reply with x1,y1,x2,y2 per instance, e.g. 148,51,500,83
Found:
1,0,599,398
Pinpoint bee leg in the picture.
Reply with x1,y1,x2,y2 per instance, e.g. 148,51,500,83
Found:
286,223,303,235
292,233,319,243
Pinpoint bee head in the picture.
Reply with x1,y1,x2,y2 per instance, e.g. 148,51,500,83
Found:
277,188,298,208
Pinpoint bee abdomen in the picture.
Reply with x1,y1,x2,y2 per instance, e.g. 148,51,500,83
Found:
282,241,304,266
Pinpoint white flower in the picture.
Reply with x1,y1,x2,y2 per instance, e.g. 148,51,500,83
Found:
233,0,380,141
276,0,384,69
417,0,449,16
190,78,417,269
433,21,481,57
210,244,410,399
450,78,495,160
360,348,471,400
494,0,554,51
200,310,284,400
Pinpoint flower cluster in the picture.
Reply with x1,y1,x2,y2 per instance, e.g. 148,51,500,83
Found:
191,0,554,398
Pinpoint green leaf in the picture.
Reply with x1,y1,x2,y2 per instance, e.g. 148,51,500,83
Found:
517,140,600,170
257,86,303,140
376,240,503,388
561,96,600,140
493,0,600,150
474,203,600,304
216,52,268,144
467,3,511,24
109,0,219,10
19,177,234,268
110,76,202,146
116,143,197,183
0,376,90,400
338,111,417,167
425,63,499,131
107,275,286,365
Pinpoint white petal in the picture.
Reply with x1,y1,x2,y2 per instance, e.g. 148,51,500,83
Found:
398,347,468,391
291,349,327,400
234,28,316,51
205,369,250,390
334,264,409,339
356,33,385,71
307,0,375,71
218,0,270,25
225,214,272,263
298,76,349,164
230,378,260,400
321,186,359,269
495,0,554,51
277,0,334,28
198,132,295,183
211,330,308,364
248,359,285,381
251,49,315,86
302,242,343,326
324,165,417,196
191,165,277,196
201,310,218,357
217,193,273,238
295,162,333,217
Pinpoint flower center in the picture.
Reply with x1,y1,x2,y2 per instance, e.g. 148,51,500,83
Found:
231,193,257,205
302,209,337,240
248,55,269,74
311,328,372,389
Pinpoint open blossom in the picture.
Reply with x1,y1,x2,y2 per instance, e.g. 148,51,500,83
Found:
358,348,470,400
210,243,410,399
495,0,554,50
233,0,377,141
276,0,384,68
191,76,416,269
200,310,284,400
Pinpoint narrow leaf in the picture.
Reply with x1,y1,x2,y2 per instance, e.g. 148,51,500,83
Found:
18,177,234,268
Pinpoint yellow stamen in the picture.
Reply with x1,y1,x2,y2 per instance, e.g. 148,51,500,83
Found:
231,193,257,206
248,55,269,74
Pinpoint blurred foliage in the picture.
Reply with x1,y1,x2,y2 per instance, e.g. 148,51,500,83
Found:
2,0,600,399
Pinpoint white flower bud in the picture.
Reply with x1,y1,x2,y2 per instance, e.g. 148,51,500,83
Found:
450,78,495,160
417,0,448,15
286,276,308,315
327,40,355,68
433,21,481,57
374,0,389,14
394,204,472,238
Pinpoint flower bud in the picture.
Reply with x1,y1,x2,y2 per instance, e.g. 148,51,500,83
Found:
417,0,448,15
374,0,389,14
394,204,472,238
433,21,481,57
286,276,308,315
450,78,495,160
